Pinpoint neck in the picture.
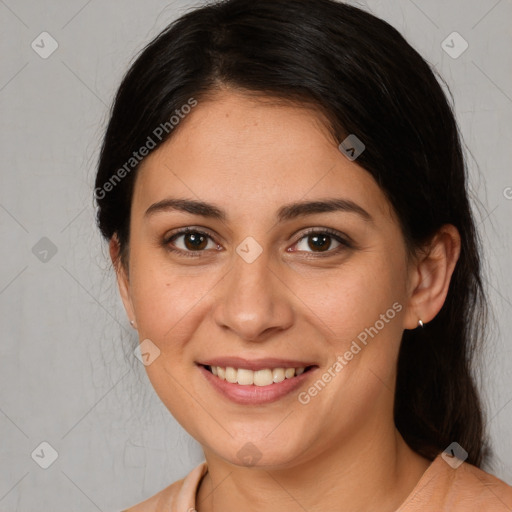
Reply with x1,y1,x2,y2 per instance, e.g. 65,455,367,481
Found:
195,424,431,512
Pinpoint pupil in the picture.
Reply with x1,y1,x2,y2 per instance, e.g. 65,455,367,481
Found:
309,234,330,251
186,233,207,250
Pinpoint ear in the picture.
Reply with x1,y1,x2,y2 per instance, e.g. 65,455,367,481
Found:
109,235,137,329
403,224,461,330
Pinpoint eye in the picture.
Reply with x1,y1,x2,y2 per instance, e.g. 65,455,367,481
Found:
291,228,351,255
164,227,219,257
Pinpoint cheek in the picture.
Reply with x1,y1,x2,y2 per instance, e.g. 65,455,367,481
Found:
128,254,217,352
304,257,406,414
299,255,405,344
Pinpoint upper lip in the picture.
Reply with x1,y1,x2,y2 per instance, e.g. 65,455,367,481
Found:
198,357,317,371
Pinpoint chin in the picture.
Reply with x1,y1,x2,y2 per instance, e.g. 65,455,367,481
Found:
205,436,306,469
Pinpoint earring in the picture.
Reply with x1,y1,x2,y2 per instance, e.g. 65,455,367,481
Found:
130,320,136,328
418,319,424,328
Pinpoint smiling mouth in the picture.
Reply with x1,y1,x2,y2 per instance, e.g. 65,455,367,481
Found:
202,364,316,386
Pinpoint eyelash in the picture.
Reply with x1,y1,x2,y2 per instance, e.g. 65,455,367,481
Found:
162,227,352,258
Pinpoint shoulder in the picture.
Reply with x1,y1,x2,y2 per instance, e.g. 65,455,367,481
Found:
121,478,185,512
121,461,208,512
454,459,512,509
400,453,512,511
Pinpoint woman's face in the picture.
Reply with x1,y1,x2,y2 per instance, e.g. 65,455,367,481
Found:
116,90,419,468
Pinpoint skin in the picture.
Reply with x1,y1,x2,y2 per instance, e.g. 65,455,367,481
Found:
112,88,461,511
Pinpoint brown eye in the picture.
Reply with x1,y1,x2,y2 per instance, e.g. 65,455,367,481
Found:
297,233,341,252
305,233,334,252
293,229,351,255
181,231,209,251
165,228,217,255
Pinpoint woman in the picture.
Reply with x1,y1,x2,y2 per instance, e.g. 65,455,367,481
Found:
94,0,512,510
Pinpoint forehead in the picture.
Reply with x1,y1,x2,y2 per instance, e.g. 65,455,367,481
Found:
133,90,395,224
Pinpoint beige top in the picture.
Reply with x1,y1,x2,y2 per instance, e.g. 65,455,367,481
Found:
123,452,512,511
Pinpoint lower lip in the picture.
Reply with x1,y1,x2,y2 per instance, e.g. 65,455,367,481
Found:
198,365,316,405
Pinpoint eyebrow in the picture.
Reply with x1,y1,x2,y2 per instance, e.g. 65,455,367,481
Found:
144,197,373,223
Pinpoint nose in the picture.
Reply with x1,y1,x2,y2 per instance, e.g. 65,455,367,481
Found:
212,245,295,342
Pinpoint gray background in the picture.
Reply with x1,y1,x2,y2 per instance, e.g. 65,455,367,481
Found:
0,0,511,510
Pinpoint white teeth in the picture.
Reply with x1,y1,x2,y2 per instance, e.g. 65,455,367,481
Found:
285,368,295,379
225,366,237,383
208,365,307,385
273,368,285,383
237,368,254,385
253,369,273,386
